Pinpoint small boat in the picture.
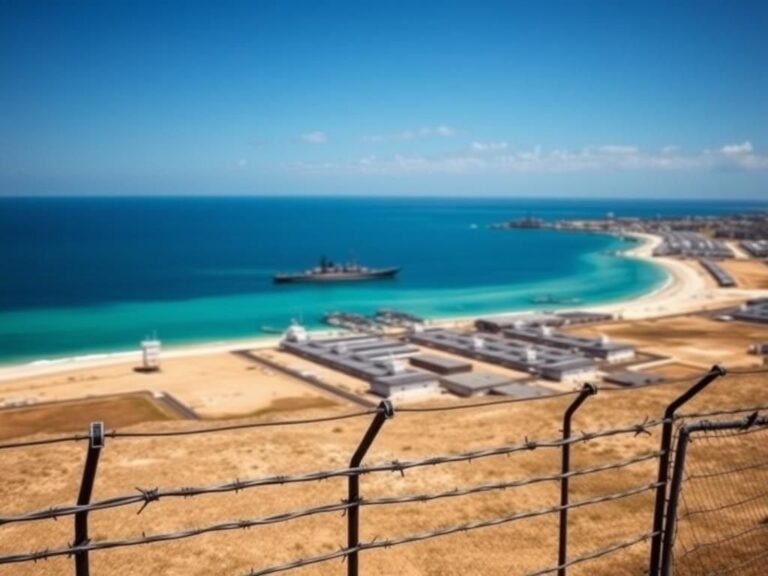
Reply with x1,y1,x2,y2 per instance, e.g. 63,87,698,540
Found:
532,295,582,305
259,325,284,335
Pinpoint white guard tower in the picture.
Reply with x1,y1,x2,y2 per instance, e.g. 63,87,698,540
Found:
140,336,161,372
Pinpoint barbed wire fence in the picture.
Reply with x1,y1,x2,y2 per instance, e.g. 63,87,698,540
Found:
0,365,765,576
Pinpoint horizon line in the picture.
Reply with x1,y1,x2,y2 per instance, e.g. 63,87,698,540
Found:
1,193,767,203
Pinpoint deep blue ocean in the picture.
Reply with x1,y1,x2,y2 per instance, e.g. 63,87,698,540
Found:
0,197,765,365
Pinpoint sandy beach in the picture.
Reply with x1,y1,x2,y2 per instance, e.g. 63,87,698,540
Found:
590,232,768,319
1,231,766,422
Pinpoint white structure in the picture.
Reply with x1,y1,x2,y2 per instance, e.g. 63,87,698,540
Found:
383,357,407,375
410,322,426,334
282,322,309,344
471,335,485,350
370,372,440,399
141,338,161,372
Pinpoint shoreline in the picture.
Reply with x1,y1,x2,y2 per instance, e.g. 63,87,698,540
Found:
1,231,765,384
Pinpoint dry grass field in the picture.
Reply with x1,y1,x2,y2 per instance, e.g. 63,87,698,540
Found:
1,368,766,576
718,260,768,289
0,393,178,441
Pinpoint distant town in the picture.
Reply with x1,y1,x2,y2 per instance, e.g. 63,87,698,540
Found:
491,211,768,288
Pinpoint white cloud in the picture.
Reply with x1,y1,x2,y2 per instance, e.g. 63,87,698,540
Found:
433,125,455,137
720,141,753,155
591,145,639,155
288,142,768,175
300,131,328,144
363,125,458,142
471,141,509,152
237,158,248,167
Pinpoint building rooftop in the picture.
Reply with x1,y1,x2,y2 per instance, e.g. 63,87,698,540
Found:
440,372,511,396
490,382,552,397
699,259,736,287
282,333,422,381
410,329,596,381
410,353,472,373
502,325,634,356
603,371,665,387
652,231,734,259
732,300,768,324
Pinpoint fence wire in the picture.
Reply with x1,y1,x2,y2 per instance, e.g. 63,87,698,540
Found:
242,483,661,576
0,419,663,526
668,417,768,576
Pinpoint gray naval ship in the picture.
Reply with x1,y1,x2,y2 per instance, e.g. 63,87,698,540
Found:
273,256,400,284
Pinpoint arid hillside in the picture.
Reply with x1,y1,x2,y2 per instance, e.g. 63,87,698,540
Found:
1,367,766,576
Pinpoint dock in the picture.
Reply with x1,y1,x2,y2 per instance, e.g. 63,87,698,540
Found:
323,312,382,334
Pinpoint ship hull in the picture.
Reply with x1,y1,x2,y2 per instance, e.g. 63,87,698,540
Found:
273,267,400,284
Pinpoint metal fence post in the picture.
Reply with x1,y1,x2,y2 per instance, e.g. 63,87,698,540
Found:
348,400,395,576
648,365,725,576
558,383,597,576
74,422,105,576
659,425,692,576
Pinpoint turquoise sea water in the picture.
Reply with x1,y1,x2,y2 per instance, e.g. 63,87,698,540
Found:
0,197,764,365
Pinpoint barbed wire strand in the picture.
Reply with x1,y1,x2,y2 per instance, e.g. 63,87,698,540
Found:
686,424,768,442
0,477,662,566
397,389,579,413
677,405,768,421
0,433,89,451
241,482,662,576
0,500,354,565
0,419,664,526
524,530,659,576
108,408,379,438
0,409,381,452
361,451,662,509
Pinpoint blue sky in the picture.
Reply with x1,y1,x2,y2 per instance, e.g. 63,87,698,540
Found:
1,0,766,198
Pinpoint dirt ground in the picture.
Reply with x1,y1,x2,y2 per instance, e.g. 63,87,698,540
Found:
1,368,766,576
0,352,332,419
718,259,768,289
566,315,767,369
